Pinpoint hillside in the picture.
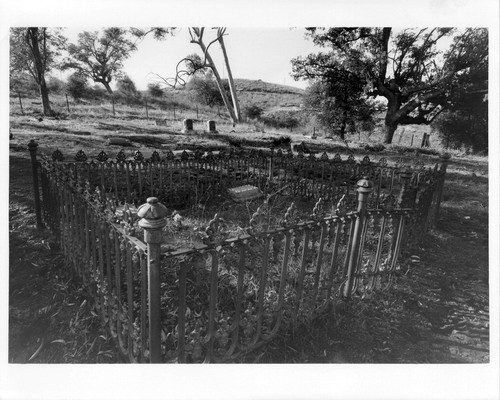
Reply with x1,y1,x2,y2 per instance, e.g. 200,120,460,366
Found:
234,79,305,112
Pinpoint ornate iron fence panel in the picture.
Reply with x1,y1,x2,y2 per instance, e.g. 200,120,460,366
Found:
30,141,450,363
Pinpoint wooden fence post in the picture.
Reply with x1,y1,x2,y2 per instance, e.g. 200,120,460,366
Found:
65,94,71,114
111,95,115,116
18,92,24,115
145,98,149,119
28,140,44,229
343,177,373,298
137,197,168,363
434,153,451,225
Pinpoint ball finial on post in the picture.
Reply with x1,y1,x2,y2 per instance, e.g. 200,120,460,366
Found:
137,197,169,242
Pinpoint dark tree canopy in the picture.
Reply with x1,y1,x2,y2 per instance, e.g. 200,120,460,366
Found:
63,28,138,94
292,27,488,144
301,63,376,139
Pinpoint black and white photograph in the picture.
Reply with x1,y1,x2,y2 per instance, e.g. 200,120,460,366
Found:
1,0,499,399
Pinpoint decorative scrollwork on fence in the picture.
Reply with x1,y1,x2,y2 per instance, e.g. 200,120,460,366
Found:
116,150,127,163
51,149,64,162
203,213,228,248
281,202,299,227
247,201,269,235
311,197,326,220
75,150,87,162
334,194,348,217
379,194,397,211
150,150,161,163
96,151,108,162
133,150,144,162
165,150,174,160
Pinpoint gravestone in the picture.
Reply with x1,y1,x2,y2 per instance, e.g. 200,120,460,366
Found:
206,120,217,133
182,119,193,133
228,185,262,202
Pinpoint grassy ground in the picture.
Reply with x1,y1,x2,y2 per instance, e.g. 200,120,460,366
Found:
8,95,490,364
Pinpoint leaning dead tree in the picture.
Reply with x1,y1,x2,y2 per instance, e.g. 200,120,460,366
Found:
216,28,242,122
153,27,242,124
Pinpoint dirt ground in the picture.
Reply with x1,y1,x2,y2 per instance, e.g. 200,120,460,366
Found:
8,132,489,364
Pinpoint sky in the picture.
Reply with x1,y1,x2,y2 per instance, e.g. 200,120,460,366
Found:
61,28,319,90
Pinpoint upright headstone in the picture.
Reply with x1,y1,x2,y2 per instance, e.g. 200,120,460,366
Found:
182,119,193,133
206,120,217,133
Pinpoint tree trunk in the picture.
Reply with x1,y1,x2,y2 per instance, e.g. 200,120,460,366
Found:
39,76,52,116
218,33,241,123
102,81,113,95
383,123,398,144
339,113,347,140
194,32,238,124
27,28,53,116
383,97,401,144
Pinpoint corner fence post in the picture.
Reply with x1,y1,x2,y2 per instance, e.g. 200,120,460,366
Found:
137,197,168,363
28,140,44,229
434,153,451,226
343,177,373,298
398,167,415,208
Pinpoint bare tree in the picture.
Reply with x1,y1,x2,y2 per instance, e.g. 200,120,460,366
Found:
152,27,242,125
216,28,242,122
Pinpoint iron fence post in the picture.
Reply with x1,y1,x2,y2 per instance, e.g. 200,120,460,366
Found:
28,140,44,229
343,177,373,298
434,153,451,225
138,197,168,363
398,167,415,208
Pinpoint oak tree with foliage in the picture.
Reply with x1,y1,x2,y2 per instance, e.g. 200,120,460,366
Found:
63,28,138,95
10,27,67,116
302,72,376,140
292,28,488,144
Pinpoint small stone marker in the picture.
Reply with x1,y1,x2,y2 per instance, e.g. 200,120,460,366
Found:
182,119,193,133
228,185,263,202
206,120,217,133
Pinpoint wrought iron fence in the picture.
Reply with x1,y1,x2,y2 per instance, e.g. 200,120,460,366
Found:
27,140,450,363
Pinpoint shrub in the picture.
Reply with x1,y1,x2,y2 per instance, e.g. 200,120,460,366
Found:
186,76,231,108
46,76,66,94
433,110,488,153
261,110,299,131
66,73,89,100
148,83,164,97
243,104,264,120
10,72,39,95
117,75,139,97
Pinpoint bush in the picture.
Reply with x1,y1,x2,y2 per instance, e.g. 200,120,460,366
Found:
148,83,164,97
46,76,66,94
243,104,264,120
66,73,89,100
433,110,488,153
117,75,139,98
186,76,231,107
261,110,299,130
10,72,39,95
